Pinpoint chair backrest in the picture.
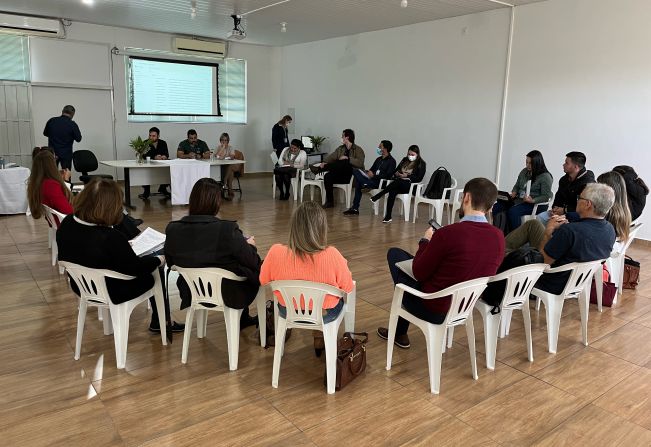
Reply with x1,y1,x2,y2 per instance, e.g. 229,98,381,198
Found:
268,280,346,329
545,260,604,298
58,261,134,305
422,277,490,327
72,150,99,175
172,266,246,310
488,264,547,310
42,204,67,229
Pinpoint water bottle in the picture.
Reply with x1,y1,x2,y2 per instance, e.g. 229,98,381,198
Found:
0,157,4,169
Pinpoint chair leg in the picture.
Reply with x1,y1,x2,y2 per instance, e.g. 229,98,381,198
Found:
412,200,419,223
522,304,534,362
499,309,513,338
110,304,130,369
385,312,399,370
542,296,564,354
596,273,603,312
466,314,479,380
323,324,339,394
197,309,208,339
51,239,58,267
578,288,589,347
536,297,541,311
271,317,288,388
483,312,500,370
153,277,167,346
223,307,243,371
181,307,195,364
101,307,113,335
74,299,88,360
344,284,356,333
447,326,454,349
424,324,446,394
255,289,267,348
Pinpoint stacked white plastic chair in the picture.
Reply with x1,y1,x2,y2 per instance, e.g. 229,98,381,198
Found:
385,277,489,394
268,280,349,394
532,260,604,353
172,266,267,371
412,177,458,225
59,261,167,369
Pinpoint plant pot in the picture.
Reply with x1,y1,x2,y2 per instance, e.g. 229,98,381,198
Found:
136,153,145,164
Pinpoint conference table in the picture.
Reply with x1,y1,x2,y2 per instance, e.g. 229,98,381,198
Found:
0,166,30,214
100,159,245,208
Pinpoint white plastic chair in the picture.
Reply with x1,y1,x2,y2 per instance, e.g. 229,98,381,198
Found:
412,177,458,225
268,280,349,394
42,205,67,274
333,177,354,209
369,179,389,215
385,277,489,394
532,260,604,353
448,189,464,224
596,222,644,310
272,172,300,201
172,266,267,371
300,170,326,205
59,261,167,369
378,180,420,222
475,264,547,370
521,197,553,224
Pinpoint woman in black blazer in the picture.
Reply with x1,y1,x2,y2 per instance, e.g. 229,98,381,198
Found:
56,178,178,332
370,145,427,223
272,115,292,158
164,178,260,327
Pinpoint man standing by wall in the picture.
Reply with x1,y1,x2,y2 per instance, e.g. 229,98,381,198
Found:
43,105,82,170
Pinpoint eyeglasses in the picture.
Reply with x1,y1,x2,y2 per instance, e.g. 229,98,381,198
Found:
577,195,591,205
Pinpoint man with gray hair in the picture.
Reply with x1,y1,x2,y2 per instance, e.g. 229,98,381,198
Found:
506,182,616,294
43,105,82,170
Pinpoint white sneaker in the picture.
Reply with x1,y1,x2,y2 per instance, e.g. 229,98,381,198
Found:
382,218,392,223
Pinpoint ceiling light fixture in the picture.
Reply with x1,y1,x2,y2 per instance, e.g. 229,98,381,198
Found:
82,0,94,5
400,0,408,7
280,22,287,33
190,0,197,19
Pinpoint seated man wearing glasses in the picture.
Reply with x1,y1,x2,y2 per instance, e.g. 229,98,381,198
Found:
505,183,616,294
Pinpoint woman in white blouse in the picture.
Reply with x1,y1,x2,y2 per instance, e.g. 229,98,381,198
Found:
215,132,243,201
275,138,307,200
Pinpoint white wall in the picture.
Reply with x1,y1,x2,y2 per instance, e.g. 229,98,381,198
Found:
30,21,281,174
280,9,511,187
503,0,651,239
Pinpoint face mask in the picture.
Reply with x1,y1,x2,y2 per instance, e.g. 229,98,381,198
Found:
408,155,417,162
376,148,382,156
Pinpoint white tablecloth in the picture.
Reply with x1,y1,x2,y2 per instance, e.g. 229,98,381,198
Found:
167,160,211,205
0,167,30,214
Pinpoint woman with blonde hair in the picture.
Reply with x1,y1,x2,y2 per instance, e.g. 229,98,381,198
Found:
214,132,243,201
260,201,353,355
597,171,632,242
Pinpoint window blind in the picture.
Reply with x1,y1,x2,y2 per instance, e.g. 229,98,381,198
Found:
0,34,30,82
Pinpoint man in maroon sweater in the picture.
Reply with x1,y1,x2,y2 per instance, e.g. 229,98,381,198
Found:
378,178,505,348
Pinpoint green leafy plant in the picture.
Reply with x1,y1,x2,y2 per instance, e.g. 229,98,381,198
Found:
129,136,151,162
309,135,327,153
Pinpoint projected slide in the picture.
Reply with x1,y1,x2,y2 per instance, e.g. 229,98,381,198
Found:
130,58,218,116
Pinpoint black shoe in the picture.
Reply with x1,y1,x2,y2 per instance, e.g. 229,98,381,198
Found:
138,193,150,200
279,193,289,201
149,321,185,333
240,314,258,330
343,208,359,216
132,218,144,227
322,201,334,209
370,195,379,203
377,327,410,349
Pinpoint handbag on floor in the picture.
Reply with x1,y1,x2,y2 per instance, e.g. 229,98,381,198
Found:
590,265,617,307
262,300,291,347
324,332,368,391
622,256,640,290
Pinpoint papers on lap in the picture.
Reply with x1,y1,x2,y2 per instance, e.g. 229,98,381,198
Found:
396,259,415,280
356,168,369,179
131,227,166,257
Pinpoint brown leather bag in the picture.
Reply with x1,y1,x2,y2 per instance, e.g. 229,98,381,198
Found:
622,256,640,289
324,332,368,391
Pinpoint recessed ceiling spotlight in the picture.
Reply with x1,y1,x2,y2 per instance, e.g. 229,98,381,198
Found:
280,22,287,33
400,0,408,8
82,0,94,5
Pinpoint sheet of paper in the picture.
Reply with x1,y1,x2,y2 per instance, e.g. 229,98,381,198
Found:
525,180,531,197
356,168,369,179
130,227,166,257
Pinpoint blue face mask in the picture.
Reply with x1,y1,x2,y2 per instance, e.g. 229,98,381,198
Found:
376,148,382,156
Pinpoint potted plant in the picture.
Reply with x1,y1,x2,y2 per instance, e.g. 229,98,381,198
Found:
309,136,327,153
129,136,151,163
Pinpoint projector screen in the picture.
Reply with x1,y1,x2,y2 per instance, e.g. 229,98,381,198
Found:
127,57,221,117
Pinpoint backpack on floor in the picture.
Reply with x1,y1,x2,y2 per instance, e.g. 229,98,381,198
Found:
482,247,544,309
423,167,452,199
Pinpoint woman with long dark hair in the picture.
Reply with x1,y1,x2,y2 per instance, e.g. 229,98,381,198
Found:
27,149,73,219
271,115,292,158
613,165,648,221
370,145,427,223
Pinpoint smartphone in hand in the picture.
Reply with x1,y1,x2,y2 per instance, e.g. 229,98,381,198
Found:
428,218,441,231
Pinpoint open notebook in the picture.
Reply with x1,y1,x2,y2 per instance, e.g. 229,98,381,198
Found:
130,227,166,257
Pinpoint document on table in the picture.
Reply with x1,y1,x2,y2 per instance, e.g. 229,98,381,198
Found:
131,227,166,257
396,259,415,280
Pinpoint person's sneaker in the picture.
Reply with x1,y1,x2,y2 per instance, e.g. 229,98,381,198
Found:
377,327,410,349
343,208,359,216
149,321,185,333
382,218,392,224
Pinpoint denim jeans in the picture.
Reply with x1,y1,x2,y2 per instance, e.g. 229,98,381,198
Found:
278,298,344,324
351,169,380,209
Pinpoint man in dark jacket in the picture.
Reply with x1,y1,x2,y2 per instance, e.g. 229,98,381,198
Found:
43,105,82,170
343,139,396,215
537,151,595,224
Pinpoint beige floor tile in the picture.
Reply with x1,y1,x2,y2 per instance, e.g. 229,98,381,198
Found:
591,322,651,366
593,367,651,430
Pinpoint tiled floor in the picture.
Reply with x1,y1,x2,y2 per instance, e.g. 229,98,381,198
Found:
2,176,651,446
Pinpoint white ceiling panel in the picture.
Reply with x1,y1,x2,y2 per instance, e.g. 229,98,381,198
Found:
0,0,549,46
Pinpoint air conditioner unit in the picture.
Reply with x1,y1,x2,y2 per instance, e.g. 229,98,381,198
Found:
173,37,227,58
0,13,63,38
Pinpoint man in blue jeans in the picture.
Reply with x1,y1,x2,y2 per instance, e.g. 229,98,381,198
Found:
343,140,396,215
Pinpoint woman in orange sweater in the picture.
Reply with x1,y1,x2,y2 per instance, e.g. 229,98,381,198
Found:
260,201,354,355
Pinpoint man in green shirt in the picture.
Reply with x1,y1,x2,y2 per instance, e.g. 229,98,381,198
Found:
177,129,210,159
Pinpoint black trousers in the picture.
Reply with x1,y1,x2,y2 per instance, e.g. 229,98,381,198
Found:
274,166,297,194
323,161,352,203
373,179,412,219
